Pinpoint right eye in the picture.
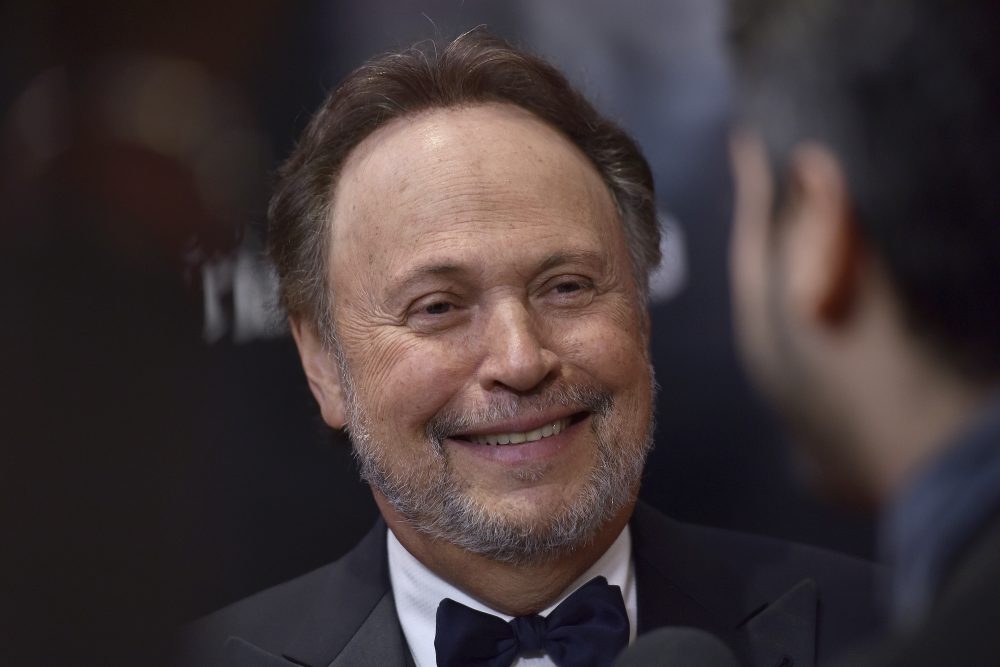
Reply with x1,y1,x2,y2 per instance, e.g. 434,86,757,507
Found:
406,294,467,332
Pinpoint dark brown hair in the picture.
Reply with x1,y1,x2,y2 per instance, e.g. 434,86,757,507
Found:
729,0,1000,380
268,28,659,335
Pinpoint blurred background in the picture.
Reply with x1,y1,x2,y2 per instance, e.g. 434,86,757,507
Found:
1,1,872,664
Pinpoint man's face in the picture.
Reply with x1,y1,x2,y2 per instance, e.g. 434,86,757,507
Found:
729,132,869,501
729,132,786,401
729,132,831,489
320,103,654,563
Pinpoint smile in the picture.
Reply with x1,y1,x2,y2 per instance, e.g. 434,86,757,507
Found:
465,418,572,446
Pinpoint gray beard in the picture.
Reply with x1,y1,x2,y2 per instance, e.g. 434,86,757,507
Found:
332,339,656,565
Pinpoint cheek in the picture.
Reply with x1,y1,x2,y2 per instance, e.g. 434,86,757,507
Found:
353,334,475,431
556,313,650,390
729,140,772,309
730,211,771,333
730,226,791,404
731,194,762,276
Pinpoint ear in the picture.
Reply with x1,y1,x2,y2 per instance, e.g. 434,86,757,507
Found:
782,142,864,326
289,317,348,429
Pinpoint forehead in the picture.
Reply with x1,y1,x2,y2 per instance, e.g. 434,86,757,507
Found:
327,103,624,292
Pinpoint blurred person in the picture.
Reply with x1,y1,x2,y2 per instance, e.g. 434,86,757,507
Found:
728,0,1000,664
177,30,879,667
522,0,875,561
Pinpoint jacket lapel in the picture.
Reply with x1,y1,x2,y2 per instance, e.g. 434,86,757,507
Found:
223,519,411,667
631,502,817,667
283,518,409,667
225,637,304,666
327,593,411,667
744,579,817,667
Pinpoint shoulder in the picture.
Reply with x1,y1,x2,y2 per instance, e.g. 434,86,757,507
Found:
173,562,338,665
875,511,1000,666
633,501,880,592
171,520,389,667
839,564,1000,667
681,518,879,596
631,502,885,658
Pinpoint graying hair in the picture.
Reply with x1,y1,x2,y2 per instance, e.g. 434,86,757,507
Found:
268,29,660,341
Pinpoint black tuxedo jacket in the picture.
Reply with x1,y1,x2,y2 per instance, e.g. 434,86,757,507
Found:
175,503,881,667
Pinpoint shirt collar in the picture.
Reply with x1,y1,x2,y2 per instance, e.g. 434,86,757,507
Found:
882,393,1000,628
387,526,637,667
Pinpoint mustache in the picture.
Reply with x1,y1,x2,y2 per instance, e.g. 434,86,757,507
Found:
425,380,614,444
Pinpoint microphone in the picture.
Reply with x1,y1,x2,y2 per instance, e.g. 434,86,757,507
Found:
614,627,741,666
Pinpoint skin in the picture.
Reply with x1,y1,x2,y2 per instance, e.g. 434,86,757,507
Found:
729,130,988,507
292,103,654,614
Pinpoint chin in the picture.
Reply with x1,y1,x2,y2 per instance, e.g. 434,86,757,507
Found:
480,481,591,522
429,479,626,565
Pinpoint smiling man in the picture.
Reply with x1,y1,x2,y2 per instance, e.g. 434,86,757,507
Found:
313,102,654,584
176,30,879,667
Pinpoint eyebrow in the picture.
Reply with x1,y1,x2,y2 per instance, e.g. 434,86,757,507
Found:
394,263,466,288
535,249,605,274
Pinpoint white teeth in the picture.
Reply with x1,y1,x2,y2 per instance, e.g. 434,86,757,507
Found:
466,418,571,446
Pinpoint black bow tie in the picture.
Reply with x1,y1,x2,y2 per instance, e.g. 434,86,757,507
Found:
434,575,629,667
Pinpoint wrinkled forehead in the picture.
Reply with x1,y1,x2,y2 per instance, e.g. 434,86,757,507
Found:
326,103,620,267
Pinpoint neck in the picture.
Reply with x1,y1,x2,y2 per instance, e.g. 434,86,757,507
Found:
873,373,989,502
836,325,992,503
373,492,634,616
807,268,997,505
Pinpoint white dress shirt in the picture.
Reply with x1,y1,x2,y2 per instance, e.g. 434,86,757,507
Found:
387,526,637,667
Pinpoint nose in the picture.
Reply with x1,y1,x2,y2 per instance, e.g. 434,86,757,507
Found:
477,300,560,393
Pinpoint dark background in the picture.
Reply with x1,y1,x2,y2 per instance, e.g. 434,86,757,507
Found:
1,2,871,664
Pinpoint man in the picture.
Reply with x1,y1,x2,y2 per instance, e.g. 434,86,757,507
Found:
728,1,1000,664
177,30,878,667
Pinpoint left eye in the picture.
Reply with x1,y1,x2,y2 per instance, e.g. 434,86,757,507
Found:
554,281,583,294
423,301,453,315
543,276,595,307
